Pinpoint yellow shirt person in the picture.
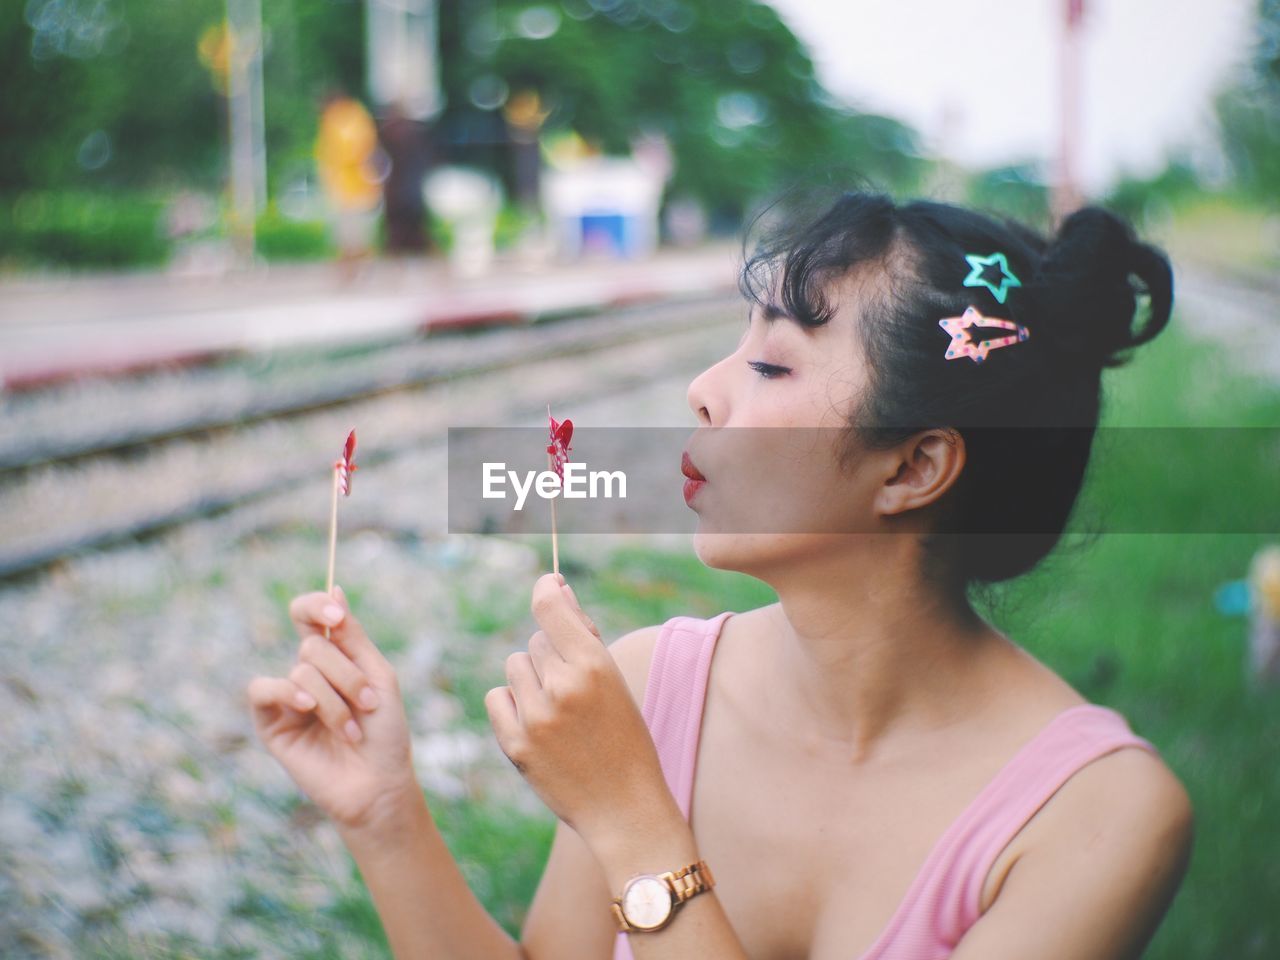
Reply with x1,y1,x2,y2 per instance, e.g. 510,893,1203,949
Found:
314,94,383,268
315,96,382,212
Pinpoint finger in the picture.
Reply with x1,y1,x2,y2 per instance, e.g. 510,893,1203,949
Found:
289,591,347,641
246,675,317,714
327,583,397,685
505,650,547,723
527,629,565,688
484,685,523,763
289,661,363,743
298,633,380,712
562,583,602,640
295,585,395,689
530,573,599,661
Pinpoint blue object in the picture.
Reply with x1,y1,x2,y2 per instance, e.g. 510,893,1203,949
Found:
580,213,630,257
1213,579,1252,616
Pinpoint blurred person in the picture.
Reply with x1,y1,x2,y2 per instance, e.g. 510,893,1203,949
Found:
378,101,434,254
249,188,1193,959
504,89,552,214
315,91,383,279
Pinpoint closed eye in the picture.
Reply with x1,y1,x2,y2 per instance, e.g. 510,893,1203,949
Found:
747,360,791,379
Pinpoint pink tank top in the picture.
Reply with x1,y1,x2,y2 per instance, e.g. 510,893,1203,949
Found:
612,612,1160,960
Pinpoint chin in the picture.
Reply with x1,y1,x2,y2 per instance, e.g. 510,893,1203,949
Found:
691,529,807,576
692,526,865,579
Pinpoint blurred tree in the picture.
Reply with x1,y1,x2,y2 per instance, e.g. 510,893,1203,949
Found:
0,0,364,196
259,0,366,197
0,0,224,191
438,0,927,225
1,0,927,251
1213,0,1280,205
966,163,1052,232
1104,159,1202,226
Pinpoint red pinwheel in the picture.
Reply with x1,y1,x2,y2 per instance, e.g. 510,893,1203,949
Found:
546,406,573,576
547,412,573,481
336,429,358,496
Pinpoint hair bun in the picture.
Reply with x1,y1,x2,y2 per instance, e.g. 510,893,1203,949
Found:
1033,206,1174,371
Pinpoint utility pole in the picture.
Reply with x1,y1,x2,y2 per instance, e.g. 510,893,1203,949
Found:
366,0,443,118
226,0,267,264
1052,0,1085,228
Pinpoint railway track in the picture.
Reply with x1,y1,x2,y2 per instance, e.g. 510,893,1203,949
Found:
0,292,739,476
0,293,742,582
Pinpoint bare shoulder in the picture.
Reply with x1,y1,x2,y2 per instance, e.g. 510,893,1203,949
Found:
954,742,1195,959
1042,742,1194,845
985,637,1193,835
605,623,664,708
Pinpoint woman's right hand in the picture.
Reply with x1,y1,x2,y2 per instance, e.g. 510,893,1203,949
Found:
246,585,420,831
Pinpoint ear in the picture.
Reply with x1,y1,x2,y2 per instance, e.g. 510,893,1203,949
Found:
875,429,965,518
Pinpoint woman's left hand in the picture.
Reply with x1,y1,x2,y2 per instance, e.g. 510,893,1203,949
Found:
484,573,675,852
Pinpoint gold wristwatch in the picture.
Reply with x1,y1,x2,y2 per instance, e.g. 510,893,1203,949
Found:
610,859,716,933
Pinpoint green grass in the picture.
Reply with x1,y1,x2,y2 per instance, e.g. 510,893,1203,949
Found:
259,791,557,959
1158,192,1280,277
426,792,557,939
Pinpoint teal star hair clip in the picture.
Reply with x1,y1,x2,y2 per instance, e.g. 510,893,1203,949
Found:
963,251,1022,304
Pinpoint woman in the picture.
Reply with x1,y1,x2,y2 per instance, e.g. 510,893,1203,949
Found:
248,190,1194,959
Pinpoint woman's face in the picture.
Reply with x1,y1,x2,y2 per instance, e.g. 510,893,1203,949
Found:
683,273,888,573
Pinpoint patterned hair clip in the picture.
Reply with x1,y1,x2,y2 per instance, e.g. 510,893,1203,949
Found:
939,306,1030,364
962,251,1021,304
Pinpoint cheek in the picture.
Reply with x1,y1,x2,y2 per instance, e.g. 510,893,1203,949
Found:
699,430,873,535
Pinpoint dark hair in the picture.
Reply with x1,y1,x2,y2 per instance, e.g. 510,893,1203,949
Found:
738,186,1174,601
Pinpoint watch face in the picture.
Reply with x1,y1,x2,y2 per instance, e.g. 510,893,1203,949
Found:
621,876,672,930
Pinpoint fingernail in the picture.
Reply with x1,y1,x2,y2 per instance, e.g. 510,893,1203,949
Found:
344,719,363,742
359,687,379,710
334,584,347,605
554,573,565,586
295,690,317,709
562,584,579,607
322,604,344,625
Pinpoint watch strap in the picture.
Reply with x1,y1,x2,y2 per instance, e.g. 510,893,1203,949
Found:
660,859,716,904
611,859,715,933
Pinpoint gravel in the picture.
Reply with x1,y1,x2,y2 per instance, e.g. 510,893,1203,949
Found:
0,311,723,958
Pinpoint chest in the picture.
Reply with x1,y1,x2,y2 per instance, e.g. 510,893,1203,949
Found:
685,706,1027,960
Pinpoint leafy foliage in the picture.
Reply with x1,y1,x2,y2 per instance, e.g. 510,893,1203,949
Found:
1213,0,1280,204
443,0,926,219
2,0,925,225
0,189,169,267
0,0,364,195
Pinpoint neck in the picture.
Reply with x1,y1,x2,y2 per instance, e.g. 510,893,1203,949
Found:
754,535,1007,766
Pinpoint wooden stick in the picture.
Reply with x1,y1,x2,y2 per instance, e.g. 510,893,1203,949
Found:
547,447,560,577
325,465,339,639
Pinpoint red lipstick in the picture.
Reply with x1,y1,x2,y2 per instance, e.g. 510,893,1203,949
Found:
681,450,705,505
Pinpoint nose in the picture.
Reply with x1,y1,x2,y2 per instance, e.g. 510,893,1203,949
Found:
689,323,747,425
686,361,718,426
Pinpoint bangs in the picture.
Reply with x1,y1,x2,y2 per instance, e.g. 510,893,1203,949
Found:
737,190,899,329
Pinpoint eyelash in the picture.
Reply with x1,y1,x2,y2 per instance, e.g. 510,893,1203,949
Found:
747,360,790,379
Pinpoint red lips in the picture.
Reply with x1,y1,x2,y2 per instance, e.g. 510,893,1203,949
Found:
681,450,705,507
681,450,706,481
